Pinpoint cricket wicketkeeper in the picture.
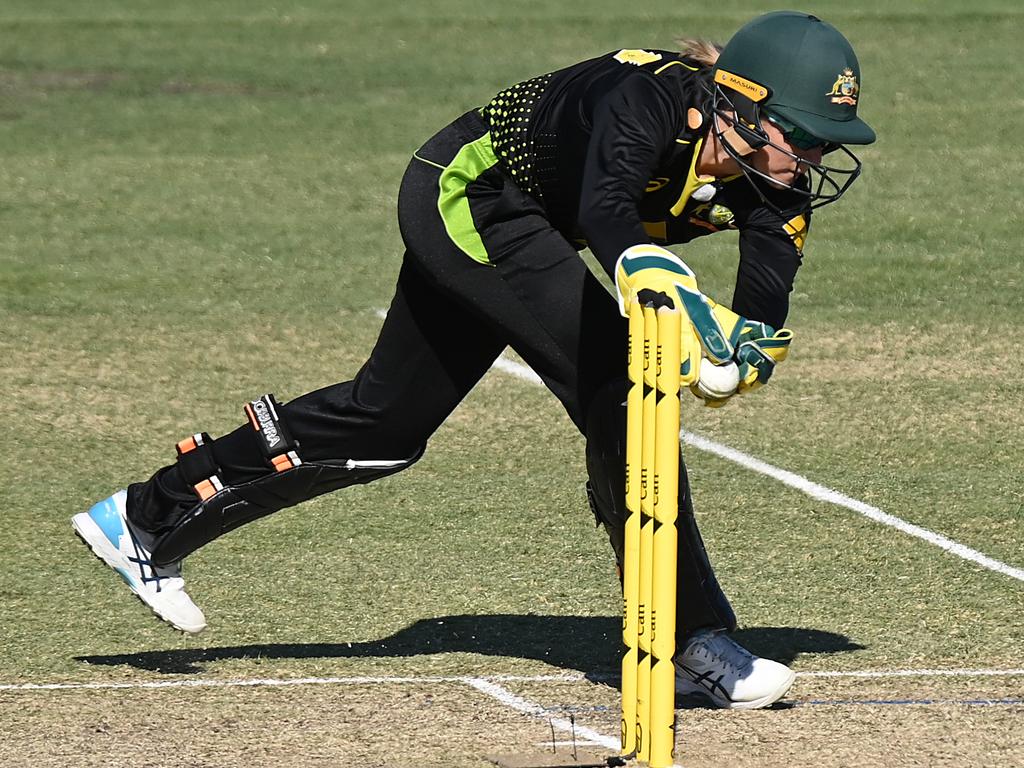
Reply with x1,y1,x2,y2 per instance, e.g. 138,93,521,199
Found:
73,11,875,709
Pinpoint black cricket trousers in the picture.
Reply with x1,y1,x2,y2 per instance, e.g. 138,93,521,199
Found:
129,110,736,638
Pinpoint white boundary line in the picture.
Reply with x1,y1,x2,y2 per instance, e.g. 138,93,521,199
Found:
2,668,1021,692
479,348,1024,583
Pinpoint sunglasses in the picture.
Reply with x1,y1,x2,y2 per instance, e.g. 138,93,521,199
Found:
765,114,827,151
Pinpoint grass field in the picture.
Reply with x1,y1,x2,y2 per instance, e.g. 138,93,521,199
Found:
1,1,1022,766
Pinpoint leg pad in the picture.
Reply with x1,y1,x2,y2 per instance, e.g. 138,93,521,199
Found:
149,394,422,565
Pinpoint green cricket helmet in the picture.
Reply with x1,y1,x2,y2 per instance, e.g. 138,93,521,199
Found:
710,11,876,209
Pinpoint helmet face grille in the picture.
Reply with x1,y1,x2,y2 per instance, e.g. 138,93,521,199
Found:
710,83,863,212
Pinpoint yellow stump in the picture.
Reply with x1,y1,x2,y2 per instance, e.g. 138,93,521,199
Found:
622,302,644,755
622,297,681,768
636,303,658,762
650,307,680,768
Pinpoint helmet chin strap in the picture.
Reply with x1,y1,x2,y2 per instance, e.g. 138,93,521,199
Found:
718,124,759,157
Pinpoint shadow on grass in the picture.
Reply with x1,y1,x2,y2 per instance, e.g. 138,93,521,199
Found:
75,615,863,675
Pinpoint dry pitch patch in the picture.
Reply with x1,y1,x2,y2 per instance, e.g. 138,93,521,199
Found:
516,675,1024,768
1,673,1020,768
0,682,532,768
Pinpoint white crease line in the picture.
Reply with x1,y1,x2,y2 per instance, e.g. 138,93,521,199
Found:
797,668,1024,679
491,355,544,384
539,741,605,747
0,672,584,692
477,348,1024,584
462,677,621,753
3,668,1021,693
682,432,1024,583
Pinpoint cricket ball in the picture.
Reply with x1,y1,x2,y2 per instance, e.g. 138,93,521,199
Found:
696,361,740,400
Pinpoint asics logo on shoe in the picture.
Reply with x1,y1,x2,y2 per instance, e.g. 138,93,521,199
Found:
680,666,732,701
124,527,167,592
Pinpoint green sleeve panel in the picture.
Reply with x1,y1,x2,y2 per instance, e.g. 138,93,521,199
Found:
437,133,499,265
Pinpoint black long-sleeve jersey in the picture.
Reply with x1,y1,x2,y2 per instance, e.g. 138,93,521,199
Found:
481,48,811,329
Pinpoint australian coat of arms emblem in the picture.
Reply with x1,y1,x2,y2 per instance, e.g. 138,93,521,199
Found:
827,68,859,106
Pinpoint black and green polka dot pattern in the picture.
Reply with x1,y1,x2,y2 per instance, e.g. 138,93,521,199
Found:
482,72,553,197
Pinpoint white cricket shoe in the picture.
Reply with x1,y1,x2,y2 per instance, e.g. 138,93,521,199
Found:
676,630,795,709
72,490,206,634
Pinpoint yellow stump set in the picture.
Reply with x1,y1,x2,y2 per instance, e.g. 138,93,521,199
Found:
622,299,681,768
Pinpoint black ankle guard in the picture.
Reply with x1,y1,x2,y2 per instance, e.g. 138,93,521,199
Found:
150,394,422,566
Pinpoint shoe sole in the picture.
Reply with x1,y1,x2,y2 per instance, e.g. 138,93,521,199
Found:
71,513,206,634
676,668,796,710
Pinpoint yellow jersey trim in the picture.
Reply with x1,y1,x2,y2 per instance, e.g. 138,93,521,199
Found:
669,138,715,217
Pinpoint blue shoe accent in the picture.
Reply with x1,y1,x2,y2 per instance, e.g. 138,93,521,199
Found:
88,495,124,546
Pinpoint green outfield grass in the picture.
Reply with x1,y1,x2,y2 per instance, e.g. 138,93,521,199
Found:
1,2,1022,766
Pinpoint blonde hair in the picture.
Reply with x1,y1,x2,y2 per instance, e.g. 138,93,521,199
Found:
676,38,722,66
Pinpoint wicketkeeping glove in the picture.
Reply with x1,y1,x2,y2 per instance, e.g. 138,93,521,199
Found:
614,244,793,393
734,325,793,393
